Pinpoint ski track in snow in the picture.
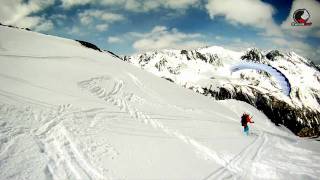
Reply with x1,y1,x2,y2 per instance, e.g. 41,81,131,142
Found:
79,75,294,180
203,131,320,180
0,117,25,158
0,102,108,180
33,104,107,180
80,75,319,180
78,75,231,168
204,132,267,179
0,69,318,180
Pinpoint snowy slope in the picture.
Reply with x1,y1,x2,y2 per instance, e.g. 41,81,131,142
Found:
125,47,320,137
0,25,320,180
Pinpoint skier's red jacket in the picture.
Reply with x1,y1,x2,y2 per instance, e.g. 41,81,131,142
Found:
246,115,254,123
242,114,254,126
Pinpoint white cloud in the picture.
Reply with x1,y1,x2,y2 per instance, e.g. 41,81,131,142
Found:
0,0,54,24
34,19,54,32
129,26,206,51
138,0,197,11
205,0,283,37
233,38,241,43
77,9,124,32
276,39,311,51
215,36,222,40
281,0,320,38
61,0,198,12
60,0,93,9
165,0,198,9
50,14,67,20
269,37,320,63
68,26,83,35
270,37,287,46
0,0,54,32
96,24,109,31
220,37,256,51
5,15,54,32
107,36,123,43
79,10,125,25
99,13,124,22
50,14,67,26
314,30,320,38
12,16,42,29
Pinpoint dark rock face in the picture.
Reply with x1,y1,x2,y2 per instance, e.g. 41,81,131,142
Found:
310,61,320,72
196,52,207,61
208,54,220,65
241,48,263,62
181,50,188,55
76,40,101,52
181,50,191,60
155,59,168,71
138,55,152,68
162,77,174,83
180,49,221,65
123,56,130,62
0,23,32,31
105,50,122,60
266,50,284,61
202,86,320,137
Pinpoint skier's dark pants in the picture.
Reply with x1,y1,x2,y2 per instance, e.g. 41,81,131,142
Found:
244,125,249,135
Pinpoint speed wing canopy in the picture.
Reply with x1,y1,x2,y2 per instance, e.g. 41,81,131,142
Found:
230,62,291,96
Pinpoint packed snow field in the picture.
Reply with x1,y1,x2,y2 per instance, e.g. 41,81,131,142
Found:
0,26,319,180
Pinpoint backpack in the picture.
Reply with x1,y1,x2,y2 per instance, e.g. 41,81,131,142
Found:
241,114,247,126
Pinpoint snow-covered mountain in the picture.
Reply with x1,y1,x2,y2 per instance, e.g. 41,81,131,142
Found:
1,24,320,179
124,47,320,137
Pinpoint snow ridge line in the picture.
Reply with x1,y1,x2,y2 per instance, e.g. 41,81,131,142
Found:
32,104,105,180
78,76,229,167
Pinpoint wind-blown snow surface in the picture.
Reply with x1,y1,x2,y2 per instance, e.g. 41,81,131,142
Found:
0,26,320,180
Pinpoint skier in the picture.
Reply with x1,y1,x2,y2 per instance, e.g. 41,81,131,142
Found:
241,113,254,135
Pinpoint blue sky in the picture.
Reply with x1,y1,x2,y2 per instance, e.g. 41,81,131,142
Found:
1,0,320,64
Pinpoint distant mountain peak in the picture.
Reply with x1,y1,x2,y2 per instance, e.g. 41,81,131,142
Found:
124,45,320,137
241,48,264,62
